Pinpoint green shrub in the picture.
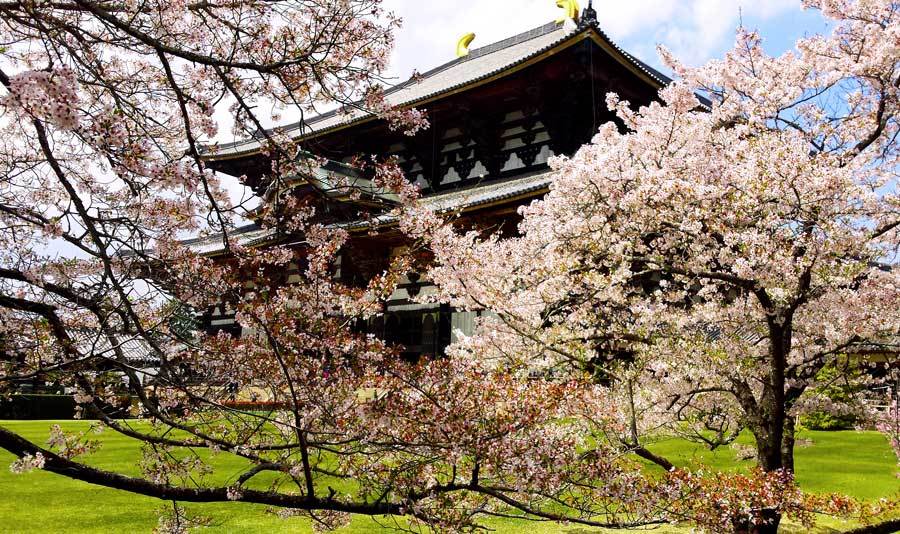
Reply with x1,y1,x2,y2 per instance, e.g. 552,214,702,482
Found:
0,394,76,419
798,363,865,431
800,410,857,430
0,394,137,420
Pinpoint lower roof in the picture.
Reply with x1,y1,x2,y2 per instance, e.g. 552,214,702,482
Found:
185,169,554,256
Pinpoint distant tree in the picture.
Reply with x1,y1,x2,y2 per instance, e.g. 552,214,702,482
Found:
402,1,900,532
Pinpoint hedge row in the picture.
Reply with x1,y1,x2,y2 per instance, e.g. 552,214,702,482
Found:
0,394,136,420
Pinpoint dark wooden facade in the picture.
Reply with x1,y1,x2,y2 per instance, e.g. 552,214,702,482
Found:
197,13,668,358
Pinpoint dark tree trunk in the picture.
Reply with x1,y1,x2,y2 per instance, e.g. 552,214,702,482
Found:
744,412,796,534
739,316,796,534
753,424,784,472
780,415,795,473
753,320,794,472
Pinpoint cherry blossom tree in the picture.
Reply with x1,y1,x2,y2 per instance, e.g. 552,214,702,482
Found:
0,1,785,532
402,0,900,531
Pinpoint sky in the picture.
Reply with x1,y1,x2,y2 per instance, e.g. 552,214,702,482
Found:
379,0,832,83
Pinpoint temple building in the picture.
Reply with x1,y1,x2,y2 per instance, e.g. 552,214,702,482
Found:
190,4,675,359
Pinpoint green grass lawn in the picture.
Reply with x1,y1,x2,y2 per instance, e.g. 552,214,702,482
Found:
0,420,896,533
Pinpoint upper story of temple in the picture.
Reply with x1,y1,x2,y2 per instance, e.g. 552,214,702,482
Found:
194,4,676,250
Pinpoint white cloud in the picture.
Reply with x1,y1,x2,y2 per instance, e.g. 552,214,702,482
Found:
592,1,678,38
633,0,798,66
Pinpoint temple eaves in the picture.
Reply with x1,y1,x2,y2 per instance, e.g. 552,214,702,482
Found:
200,18,674,163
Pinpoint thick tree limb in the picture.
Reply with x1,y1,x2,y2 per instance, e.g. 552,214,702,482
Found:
842,518,900,534
631,446,676,471
0,425,402,515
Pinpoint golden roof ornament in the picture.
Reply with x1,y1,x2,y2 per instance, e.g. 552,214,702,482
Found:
555,0,580,23
456,32,476,58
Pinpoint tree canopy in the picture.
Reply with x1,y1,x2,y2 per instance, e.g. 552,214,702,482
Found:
0,1,897,533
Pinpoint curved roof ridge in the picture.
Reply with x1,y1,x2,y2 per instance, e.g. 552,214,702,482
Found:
390,21,566,92
262,21,571,139
202,19,677,160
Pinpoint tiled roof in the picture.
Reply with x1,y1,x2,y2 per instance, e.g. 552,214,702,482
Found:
186,169,554,256
339,169,554,231
203,20,672,160
72,331,161,365
181,222,274,256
